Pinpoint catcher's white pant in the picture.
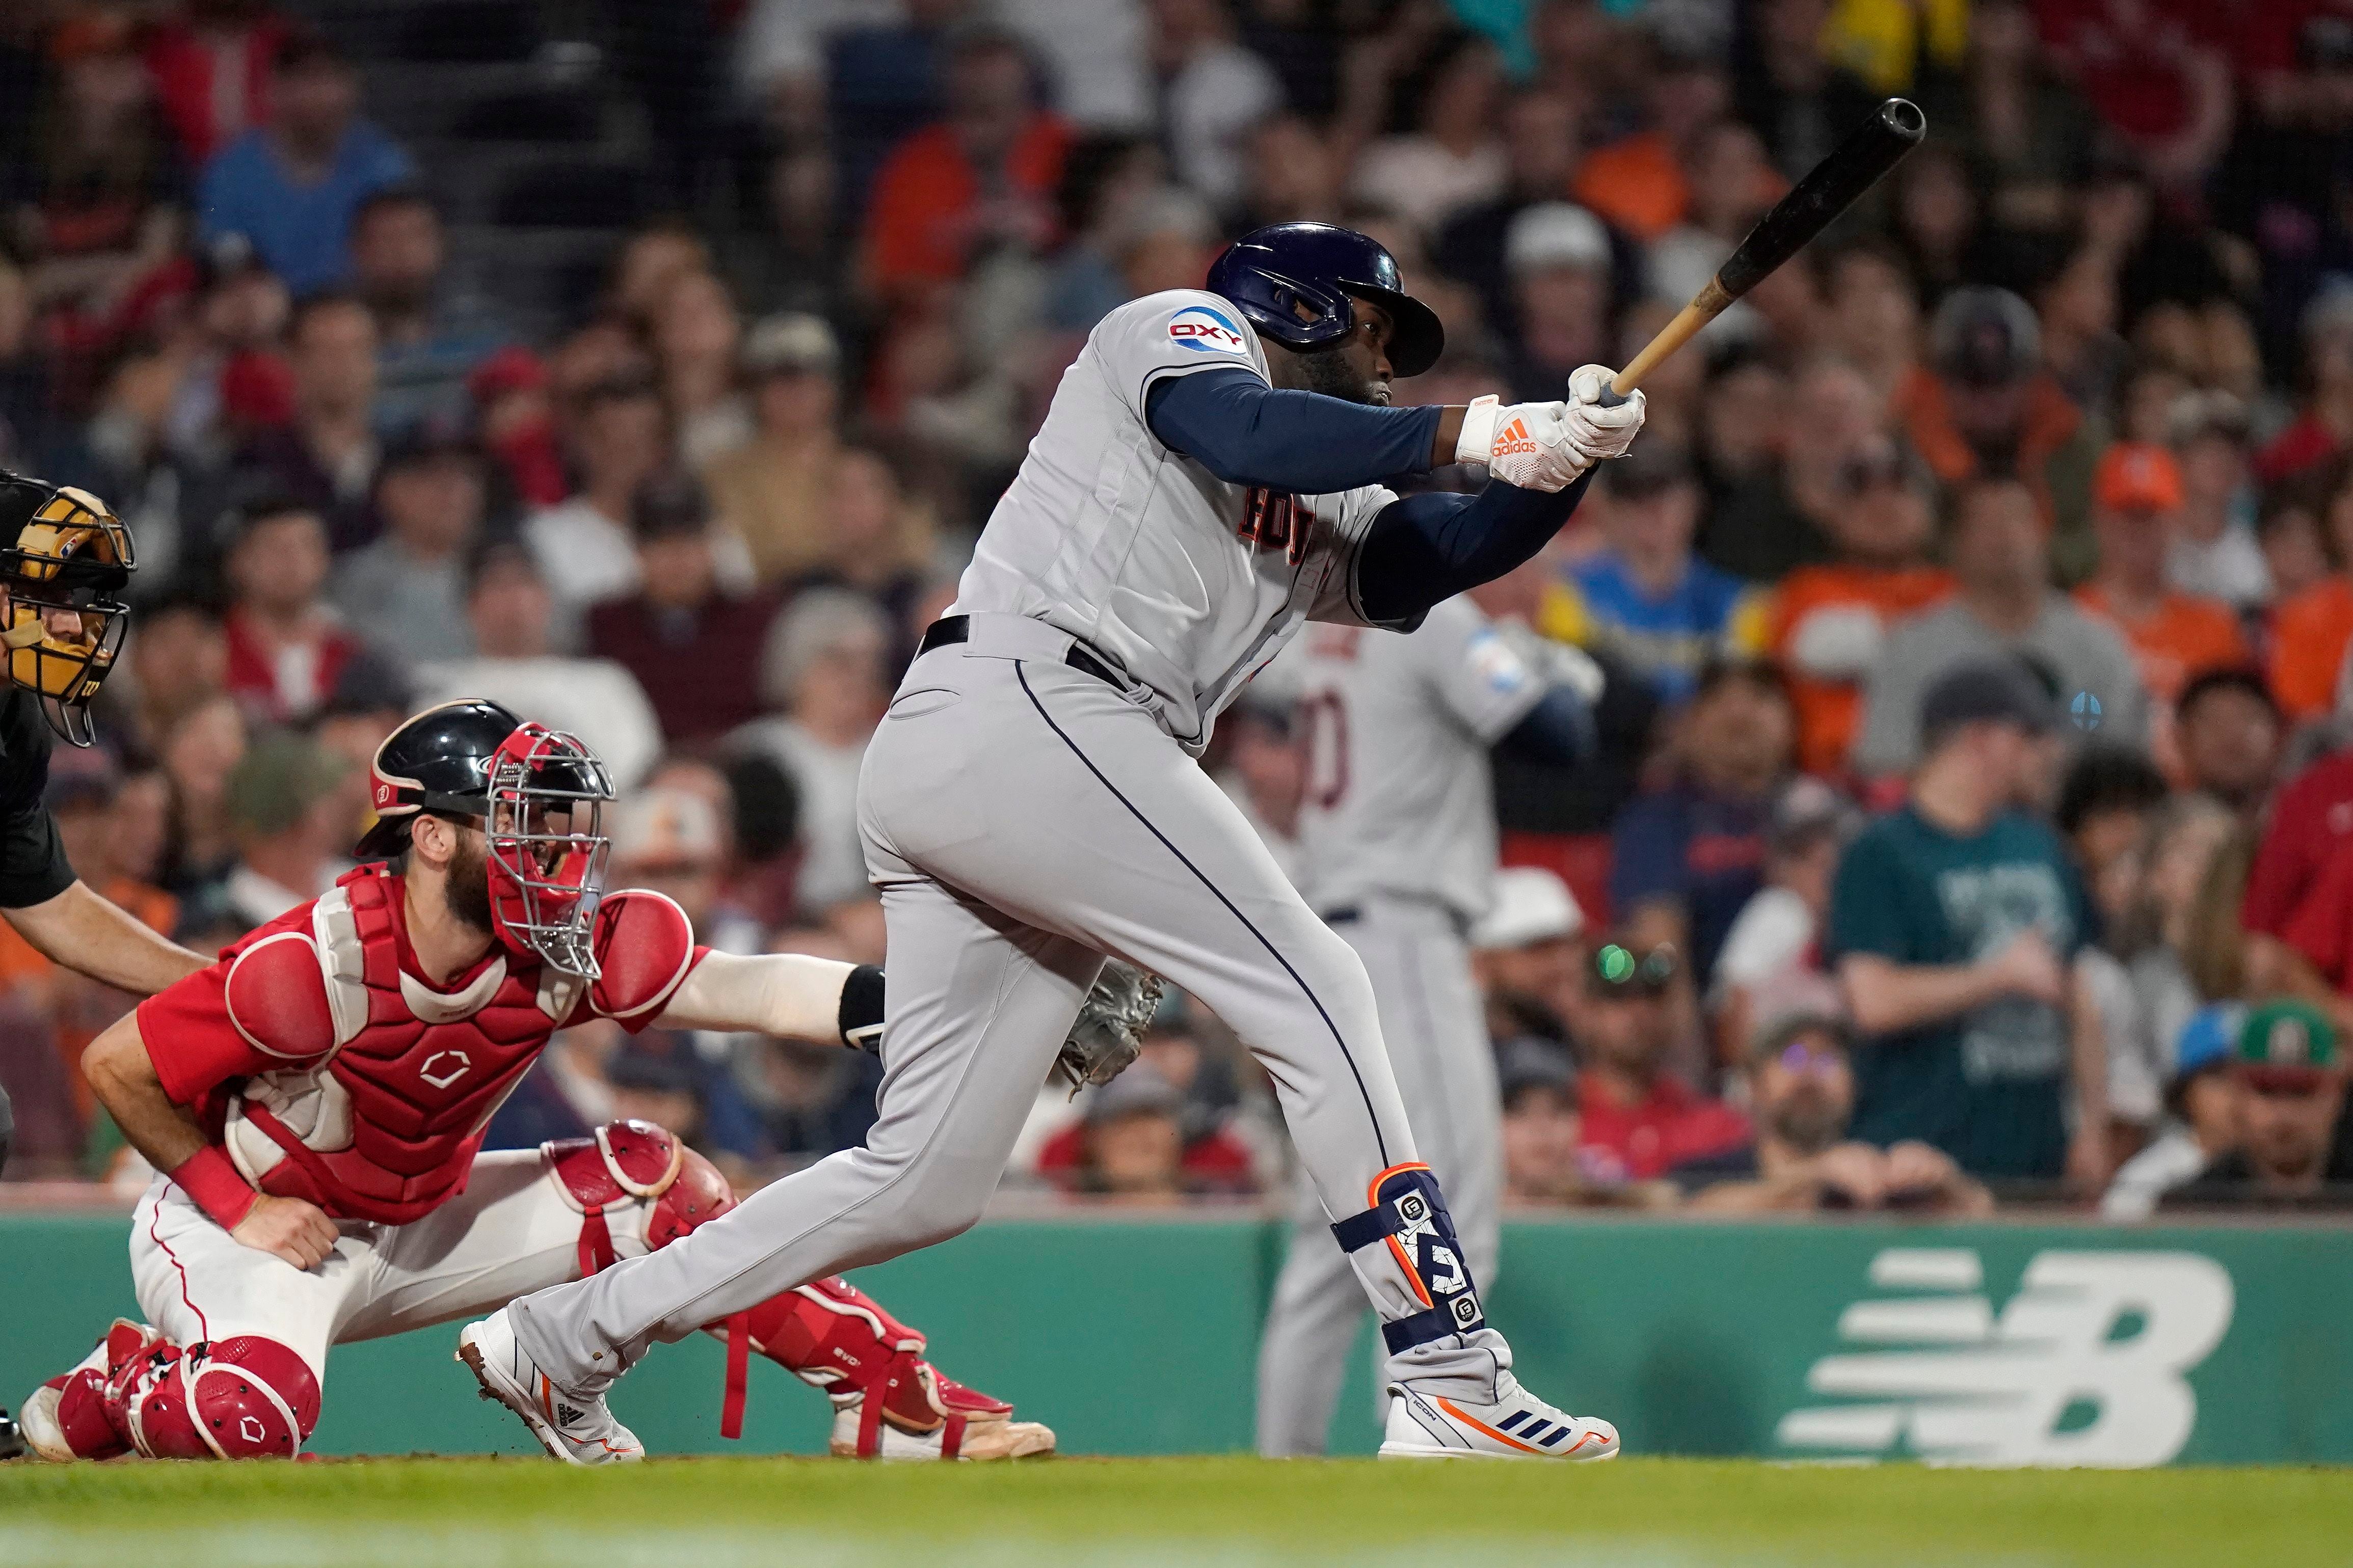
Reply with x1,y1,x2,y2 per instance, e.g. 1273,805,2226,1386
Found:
509,616,1513,1403
129,1151,652,1385
1255,898,1501,1455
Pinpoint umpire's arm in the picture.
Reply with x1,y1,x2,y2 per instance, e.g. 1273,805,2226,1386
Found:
0,799,205,996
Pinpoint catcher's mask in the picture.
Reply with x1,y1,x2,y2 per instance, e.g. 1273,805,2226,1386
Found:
0,472,135,747
360,700,617,977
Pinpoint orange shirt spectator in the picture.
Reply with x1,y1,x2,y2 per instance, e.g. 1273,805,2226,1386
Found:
2271,577,2353,721
2073,582,2247,704
1770,563,1954,776
859,32,1071,302
1571,132,1687,241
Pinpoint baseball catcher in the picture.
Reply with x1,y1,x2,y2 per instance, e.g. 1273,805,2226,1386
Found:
17,699,1148,1463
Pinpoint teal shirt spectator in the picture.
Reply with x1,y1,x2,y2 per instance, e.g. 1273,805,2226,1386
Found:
1827,805,2091,1181
197,121,414,297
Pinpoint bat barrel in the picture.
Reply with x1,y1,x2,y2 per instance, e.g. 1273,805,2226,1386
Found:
1715,97,1926,300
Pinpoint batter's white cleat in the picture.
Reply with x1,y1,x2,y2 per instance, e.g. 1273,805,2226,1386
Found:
1380,1372,1620,1461
458,1310,643,1466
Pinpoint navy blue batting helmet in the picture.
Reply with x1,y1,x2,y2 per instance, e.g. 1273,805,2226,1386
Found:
1206,222,1445,379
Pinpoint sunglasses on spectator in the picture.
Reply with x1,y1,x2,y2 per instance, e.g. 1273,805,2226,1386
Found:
1593,943,1677,994
1775,1040,1848,1078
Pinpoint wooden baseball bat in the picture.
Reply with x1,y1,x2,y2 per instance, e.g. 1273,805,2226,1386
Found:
1599,98,1927,404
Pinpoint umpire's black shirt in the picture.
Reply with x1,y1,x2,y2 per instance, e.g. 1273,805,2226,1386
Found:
0,689,78,910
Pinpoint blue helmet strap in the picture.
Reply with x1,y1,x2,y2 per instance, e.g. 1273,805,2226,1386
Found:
1331,1165,1487,1354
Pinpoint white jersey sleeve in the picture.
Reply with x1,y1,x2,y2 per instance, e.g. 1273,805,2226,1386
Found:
1415,598,1548,741
1092,289,1270,419
1304,482,1407,630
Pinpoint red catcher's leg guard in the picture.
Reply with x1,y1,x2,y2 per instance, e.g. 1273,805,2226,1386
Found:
105,1336,320,1459
38,1320,155,1459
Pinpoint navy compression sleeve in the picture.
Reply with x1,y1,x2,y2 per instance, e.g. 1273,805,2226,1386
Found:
1145,367,1442,493
1354,471,1595,625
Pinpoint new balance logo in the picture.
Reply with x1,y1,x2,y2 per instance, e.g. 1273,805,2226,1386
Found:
556,1402,584,1426
1775,1249,2234,1467
1492,418,1538,457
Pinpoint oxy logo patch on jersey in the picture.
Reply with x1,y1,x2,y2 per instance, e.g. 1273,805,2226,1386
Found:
1168,305,1248,355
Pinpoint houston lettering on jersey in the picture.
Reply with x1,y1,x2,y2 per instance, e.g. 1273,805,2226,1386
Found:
1239,487,1310,565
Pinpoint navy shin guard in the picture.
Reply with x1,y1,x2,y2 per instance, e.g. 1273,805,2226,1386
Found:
1330,1162,1487,1354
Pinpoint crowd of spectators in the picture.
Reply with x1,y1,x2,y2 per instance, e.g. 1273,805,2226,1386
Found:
4,0,2353,1217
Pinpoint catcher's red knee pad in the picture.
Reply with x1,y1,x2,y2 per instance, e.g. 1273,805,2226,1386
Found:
106,1335,320,1459
547,1120,736,1274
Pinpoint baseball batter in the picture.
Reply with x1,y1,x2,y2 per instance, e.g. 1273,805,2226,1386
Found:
1256,597,1597,1455
472,223,1645,1461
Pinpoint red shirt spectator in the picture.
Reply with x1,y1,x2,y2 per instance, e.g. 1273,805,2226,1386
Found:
584,474,774,745
2034,0,2233,177
219,497,362,723
2242,748,2353,939
860,31,1069,302
144,2,289,166
1571,940,1750,1181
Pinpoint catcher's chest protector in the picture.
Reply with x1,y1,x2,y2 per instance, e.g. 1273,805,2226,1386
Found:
225,867,584,1224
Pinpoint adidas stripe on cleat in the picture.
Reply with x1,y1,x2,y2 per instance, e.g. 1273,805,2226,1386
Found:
1380,1372,1619,1461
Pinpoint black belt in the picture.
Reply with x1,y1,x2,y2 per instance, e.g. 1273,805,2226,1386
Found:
915,615,1127,689
1320,903,1473,939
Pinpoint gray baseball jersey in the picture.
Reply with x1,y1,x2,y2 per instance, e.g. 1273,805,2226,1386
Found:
1287,599,1546,924
955,288,1401,754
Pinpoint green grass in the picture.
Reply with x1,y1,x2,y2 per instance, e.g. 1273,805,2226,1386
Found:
4,1457,2349,1567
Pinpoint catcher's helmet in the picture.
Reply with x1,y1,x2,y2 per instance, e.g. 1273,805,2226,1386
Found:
357,699,618,977
0,471,135,747
1205,222,1445,377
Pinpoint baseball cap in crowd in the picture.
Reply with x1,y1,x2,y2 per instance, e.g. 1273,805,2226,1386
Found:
740,313,841,380
2233,999,2340,1089
1504,203,1611,279
380,413,481,476
1472,866,1584,951
2170,1002,2244,1100
610,786,725,872
42,746,120,815
2093,443,2183,513
1495,1035,1577,1107
630,471,711,541
1591,939,1677,995
1918,659,2055,745
1769,775,1861,857
1598,440,1695,499
1083,1061,1185,1126
1749,1008,1854,1068
227,732,349,837
1930,286,2040,388
319,646,414,722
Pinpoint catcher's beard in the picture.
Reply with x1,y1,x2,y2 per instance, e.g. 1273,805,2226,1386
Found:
443,826,498,937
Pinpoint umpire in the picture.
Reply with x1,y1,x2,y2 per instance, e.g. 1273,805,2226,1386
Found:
0,471,210,1175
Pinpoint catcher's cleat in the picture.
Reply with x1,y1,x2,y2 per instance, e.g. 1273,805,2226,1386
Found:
827,1351,1055,1461
457,1310,642,1466
1380,1372,1619,1461
21,1318,152,1462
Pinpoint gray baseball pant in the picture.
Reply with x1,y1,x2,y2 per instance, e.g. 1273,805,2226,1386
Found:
1254,898,1502,1455
509,614,1511,1402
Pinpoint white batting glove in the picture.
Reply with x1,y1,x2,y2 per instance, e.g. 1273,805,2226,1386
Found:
1453,396,1585,492
1562,365,1646,465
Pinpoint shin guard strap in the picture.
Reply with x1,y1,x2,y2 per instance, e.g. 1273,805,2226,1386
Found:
1331,1163,1486,1350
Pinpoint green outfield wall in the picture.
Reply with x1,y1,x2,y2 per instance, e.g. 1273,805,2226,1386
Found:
5,1210,2349,1464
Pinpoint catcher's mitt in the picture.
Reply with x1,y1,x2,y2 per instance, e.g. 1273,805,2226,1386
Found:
1054,959,1165,1096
